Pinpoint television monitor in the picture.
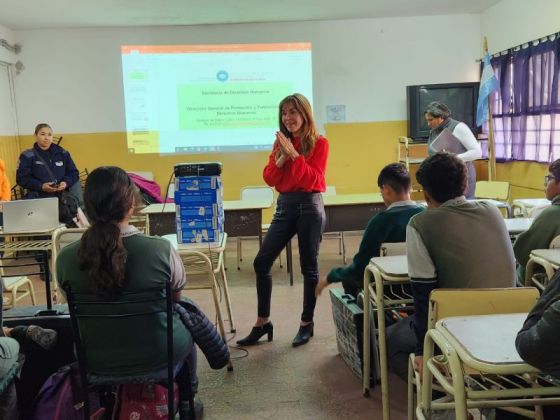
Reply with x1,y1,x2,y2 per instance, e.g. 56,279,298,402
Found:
406,82,480,140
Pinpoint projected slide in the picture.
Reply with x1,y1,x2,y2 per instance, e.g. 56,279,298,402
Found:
121,43,313,154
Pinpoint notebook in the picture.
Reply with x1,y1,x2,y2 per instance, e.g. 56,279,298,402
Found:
2,198,60,233
431,128,467,154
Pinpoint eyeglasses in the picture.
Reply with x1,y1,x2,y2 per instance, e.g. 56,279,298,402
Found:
545,174,557,186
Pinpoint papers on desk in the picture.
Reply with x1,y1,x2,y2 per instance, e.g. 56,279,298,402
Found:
431,128,466,154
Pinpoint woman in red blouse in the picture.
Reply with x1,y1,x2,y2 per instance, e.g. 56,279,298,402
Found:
237,93,329,347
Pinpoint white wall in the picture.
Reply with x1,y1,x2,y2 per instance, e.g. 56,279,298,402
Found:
0,24,17,64
481,0,560,54
13,14,481,135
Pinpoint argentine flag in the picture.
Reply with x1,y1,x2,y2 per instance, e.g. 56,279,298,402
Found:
476,52,499,127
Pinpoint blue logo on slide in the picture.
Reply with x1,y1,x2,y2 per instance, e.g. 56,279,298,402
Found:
216,70,229,82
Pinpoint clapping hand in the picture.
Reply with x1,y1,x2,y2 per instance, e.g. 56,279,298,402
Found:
275,131,299,159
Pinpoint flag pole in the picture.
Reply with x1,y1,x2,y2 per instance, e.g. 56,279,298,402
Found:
484,36,497,181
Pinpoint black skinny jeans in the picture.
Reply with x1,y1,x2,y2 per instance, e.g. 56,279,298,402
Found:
253,192,326,323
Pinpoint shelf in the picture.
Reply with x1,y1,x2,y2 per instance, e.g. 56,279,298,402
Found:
399,158,424,164
398,136,428,170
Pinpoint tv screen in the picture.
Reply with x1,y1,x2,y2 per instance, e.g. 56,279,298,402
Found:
407,82,479,140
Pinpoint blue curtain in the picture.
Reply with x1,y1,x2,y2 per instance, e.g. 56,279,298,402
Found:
488,36,560,162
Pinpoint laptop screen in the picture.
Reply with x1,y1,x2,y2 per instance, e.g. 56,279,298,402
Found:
2,198,60,233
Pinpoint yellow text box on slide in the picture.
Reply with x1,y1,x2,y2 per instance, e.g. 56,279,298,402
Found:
126,130,160,154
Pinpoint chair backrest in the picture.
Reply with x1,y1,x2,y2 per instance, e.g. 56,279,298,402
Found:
65,280,176,417
51,228,87,286
475,181,511,201
78,168,89,189
428,287,539,329
240,186,274,206
380,242,407,257
10,185,25,201
550,235,560,249
129,213,150,235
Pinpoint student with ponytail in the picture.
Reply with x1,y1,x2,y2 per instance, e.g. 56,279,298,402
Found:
56,166,203,417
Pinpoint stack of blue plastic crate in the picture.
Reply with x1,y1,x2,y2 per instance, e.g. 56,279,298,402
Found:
174,175,224,244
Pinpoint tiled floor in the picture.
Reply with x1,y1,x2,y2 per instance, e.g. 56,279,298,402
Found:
18,233,409,420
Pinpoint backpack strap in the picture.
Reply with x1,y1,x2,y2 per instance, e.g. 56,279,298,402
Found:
32,149,57,184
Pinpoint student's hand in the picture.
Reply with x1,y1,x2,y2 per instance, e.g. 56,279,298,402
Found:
56,181,67,191
315,278,329,297
42,182,58,193
414,355,424,377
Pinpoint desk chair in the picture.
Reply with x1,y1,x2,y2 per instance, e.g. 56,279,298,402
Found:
363,255,411,420
78,168,89,189
411,287,541,420
129,213,150,235
2,275,36,309
0,249,38,309
236,186,276,270
65,280,195,420
322,186,346,263
475,181,512,217
10,185,25,201
524,237,560,291
52,228,87,304
512,198,551,218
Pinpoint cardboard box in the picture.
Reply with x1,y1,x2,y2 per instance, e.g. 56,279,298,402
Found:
175,176,222,191
177,228,223,244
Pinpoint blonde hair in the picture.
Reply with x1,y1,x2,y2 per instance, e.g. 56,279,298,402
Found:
277,93,318,158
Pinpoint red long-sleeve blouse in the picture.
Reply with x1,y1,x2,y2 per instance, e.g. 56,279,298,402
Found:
262,135,328,193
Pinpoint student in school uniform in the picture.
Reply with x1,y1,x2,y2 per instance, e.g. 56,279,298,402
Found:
315,163,424,298
16,123,79,199
236,93,328,348
56,167,203,418
386,152,516,380
513,159,560,283
425,102,481,198
516,267,560,379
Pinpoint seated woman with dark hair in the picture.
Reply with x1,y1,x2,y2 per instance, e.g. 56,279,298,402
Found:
56,166,203,418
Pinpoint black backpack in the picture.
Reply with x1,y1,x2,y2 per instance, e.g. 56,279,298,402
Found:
58,191,79,228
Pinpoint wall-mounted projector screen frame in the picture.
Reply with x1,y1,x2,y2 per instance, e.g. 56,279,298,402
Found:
121,43,313,155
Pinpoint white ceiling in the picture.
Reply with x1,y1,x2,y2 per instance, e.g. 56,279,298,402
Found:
0,0,502,30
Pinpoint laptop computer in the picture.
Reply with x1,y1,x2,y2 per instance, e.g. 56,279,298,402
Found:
2,198,61,233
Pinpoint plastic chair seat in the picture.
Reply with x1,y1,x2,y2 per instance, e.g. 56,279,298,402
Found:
2,275,36,309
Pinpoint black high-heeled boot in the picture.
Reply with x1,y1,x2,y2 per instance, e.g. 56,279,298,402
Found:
236,322,274,346
292,322,314,347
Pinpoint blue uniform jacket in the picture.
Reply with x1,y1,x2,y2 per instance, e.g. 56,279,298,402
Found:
16,143,79,197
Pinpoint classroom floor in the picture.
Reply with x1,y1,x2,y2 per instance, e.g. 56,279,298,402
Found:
20,233,409,420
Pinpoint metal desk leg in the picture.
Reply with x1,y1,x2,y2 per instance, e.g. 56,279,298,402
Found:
219,261,236,333
363,267,372,397
375,270,390,420
42,250,53,310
